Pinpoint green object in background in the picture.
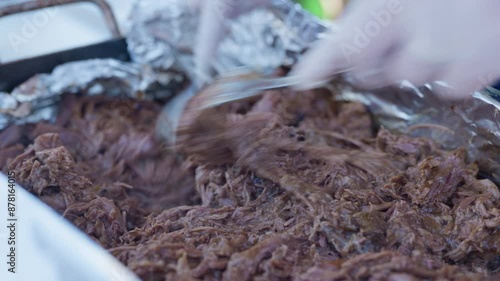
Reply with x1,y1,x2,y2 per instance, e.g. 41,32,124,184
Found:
297,0,325,19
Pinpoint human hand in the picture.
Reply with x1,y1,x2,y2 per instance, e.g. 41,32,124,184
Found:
291,0,500,99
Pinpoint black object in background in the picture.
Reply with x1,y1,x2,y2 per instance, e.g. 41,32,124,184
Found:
0,0,130,93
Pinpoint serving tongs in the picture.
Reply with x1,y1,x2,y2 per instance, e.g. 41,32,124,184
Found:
0,0,130,92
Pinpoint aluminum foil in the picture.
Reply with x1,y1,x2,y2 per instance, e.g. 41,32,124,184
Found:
341,85,500,182
126,0,329,80
1,0,500,280
1,0,499,181
126,0,500,181
0,0,328,127
0,0,500,182
0,58,186,130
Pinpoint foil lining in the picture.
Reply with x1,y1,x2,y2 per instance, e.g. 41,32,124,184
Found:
126,0,500,181
0,58,185,129
341,85,500,182
1,0,500,185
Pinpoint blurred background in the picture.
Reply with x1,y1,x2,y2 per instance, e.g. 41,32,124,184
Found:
0,0,134,63
0,0,348,64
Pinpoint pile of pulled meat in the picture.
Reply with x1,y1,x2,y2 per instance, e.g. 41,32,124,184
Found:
1,89,499,281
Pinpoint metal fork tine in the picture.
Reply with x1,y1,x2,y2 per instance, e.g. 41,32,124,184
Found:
198,76,298,109
199,66,357,109
158,66,356,144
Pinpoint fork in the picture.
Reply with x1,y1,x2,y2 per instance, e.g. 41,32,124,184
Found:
156,67,347,144
193,72,303,109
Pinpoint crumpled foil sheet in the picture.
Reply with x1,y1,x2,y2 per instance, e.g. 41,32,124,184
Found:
0,58,186,129
127,0,329,80
1,0,500,184
128,0,500,182
342,85,500,181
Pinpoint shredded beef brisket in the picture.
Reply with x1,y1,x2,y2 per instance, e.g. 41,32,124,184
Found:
1,90,499,280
